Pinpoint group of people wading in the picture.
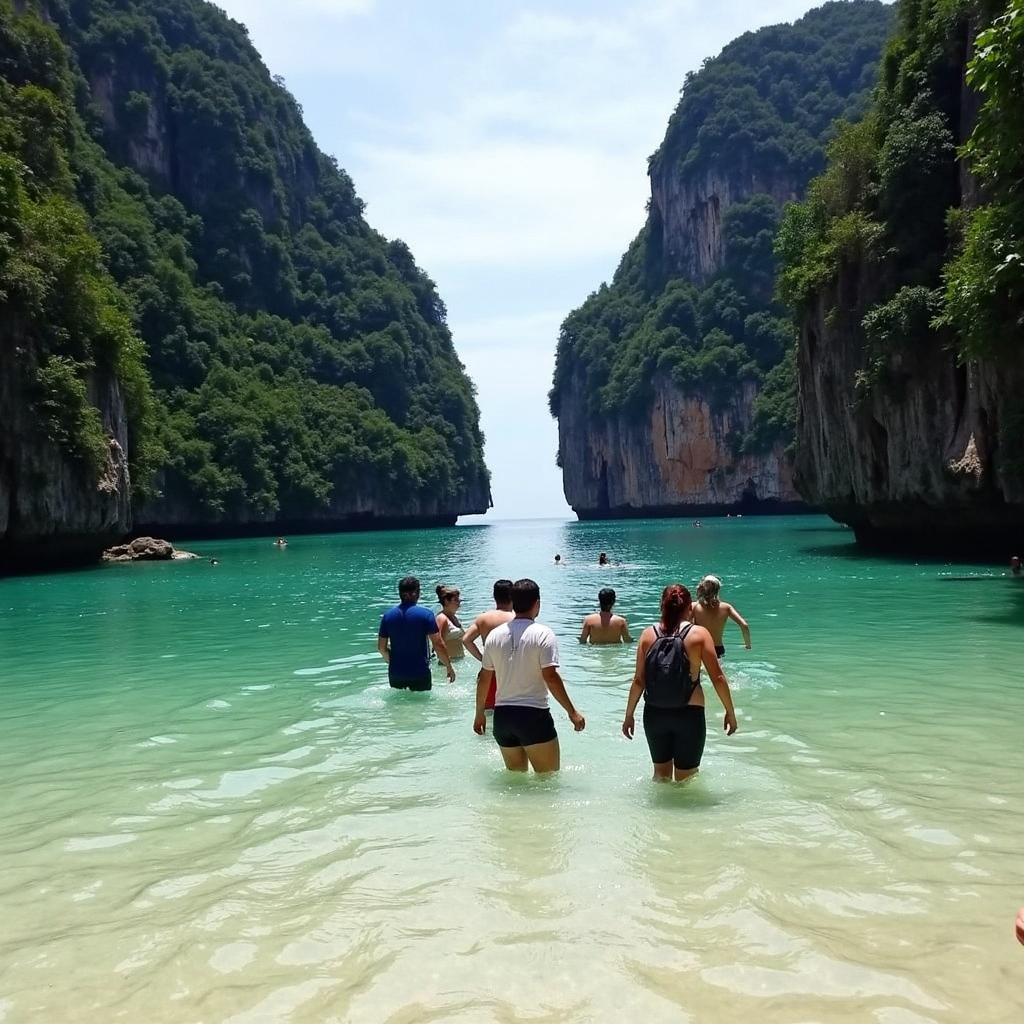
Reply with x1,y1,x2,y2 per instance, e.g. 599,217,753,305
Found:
377,572,752,779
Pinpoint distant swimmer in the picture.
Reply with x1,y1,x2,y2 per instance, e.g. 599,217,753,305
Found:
210,558,219,566
377,575,455,691
692,574,751,657
1017,906,1024,945
463,579,515,710
435,584,466,660
579,588,632,645
1012,556,1022,577
554,554,564,565
598,552,609,566
274,537,288,548
622,584,737,781
474,578,585,773
693,520,702,529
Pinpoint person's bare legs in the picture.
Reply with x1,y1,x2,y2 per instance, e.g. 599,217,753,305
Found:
652,760,673,781
674,766,699,782
524,737,560,773
498,745,529,772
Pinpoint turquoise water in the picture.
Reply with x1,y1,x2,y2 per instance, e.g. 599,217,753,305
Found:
1,516,1023,1023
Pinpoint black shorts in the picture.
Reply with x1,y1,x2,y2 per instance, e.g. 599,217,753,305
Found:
643,704,706,769
715,644,725,658
492,706,557,748
390,675,432,692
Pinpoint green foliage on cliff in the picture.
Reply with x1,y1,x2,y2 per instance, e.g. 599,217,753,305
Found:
2,0,488,523
550,1,894,453
0,1,154,479
779,0,1023,382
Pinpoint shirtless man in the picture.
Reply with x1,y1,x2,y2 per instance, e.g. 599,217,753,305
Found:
692,574,751,658
579,588,632,645
463,579,515,710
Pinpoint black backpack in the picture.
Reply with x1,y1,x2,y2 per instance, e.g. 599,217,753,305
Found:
643,623,698,709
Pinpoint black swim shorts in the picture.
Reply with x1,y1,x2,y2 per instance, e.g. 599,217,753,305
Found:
492,705,557,747
642,704,706,769
389,675,432,692
715,644,726,658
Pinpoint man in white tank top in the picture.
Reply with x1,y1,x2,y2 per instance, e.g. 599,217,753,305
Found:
474,579,585,773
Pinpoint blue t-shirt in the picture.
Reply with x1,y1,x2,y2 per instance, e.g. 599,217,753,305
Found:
378,602,439,679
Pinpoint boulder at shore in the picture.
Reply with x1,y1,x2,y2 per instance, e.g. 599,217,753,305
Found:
102,537,199,562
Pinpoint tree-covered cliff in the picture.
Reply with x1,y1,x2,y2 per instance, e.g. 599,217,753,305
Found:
549,1,894,519
779,0,1024,551
1,0,488,564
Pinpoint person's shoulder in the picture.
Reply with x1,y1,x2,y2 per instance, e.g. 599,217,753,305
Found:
531,621,558,641
686,622,710,642
485,621,511,643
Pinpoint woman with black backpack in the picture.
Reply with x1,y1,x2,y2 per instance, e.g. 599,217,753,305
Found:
621,584,738,781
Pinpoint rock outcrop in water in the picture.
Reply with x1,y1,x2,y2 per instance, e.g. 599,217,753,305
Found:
550,3,894,520
0,0,489,571
779,1,1024,553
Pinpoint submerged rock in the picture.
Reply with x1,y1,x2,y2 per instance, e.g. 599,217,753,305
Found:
102,537,198,562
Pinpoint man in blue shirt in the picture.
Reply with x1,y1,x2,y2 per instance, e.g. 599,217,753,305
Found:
377,575,456,691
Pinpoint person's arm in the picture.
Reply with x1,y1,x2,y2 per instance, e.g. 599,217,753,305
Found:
620,617,633,644
474,669,494,734
622,629,649,738
377,636,390,664
578,617,591,644
727,604,751,649
464,617,484,662
541,666,585,731
697,629,737,734
429,631,456,682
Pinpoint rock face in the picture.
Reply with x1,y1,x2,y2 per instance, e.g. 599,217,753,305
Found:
135,476,491,536
558,371,799,517
0,336,131,570
651,161,798,287
795,274,1024,554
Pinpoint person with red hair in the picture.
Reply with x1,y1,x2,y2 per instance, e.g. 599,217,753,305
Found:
622,583,738,781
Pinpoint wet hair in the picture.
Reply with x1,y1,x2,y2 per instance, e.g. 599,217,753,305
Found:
599,587,616,612
554,554,561,562
493,578,513,604
398,575,420,599
660,584,692,633
598,551,608,562
697,574,721,609
512,578,540,614
436,584,460,605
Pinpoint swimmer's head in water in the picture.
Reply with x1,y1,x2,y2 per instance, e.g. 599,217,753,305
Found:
598,552,608,564
554,554,561,563
599,587,616,611
436,584,461,608
697,574,721,608
660,584,692,632
512,578,540,615
1012,555,1021,573
398,575,420,601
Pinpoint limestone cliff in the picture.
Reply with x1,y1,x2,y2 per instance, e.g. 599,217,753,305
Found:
795,275,1024,550
785,2,1024,553
552,2,893,520
558,370,799,517
0,333,131,568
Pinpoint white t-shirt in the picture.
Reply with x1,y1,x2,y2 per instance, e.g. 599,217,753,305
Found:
482,618,559,709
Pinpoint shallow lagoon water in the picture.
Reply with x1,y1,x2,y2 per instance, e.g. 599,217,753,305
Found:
1,516,1023,1023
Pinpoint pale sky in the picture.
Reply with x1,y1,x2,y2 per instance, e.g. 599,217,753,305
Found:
216,0,829,520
